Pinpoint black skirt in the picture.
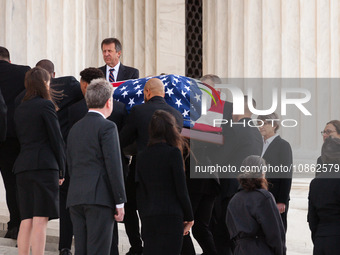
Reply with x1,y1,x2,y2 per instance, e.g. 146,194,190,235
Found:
16,169,59,220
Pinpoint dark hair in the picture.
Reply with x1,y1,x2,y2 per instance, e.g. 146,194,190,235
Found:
80,68,105,84
258,112,280,132
23,67,54,103
238,155,268,191
148,110,188,163
321,136,340,164
101,38,122,52
36,59,54,75
0,46,10,61
326,120,340,135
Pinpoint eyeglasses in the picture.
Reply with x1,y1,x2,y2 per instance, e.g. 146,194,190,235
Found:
321,130,337,136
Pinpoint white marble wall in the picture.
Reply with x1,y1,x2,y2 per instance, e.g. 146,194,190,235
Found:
203,0,340,163
0,0,185,78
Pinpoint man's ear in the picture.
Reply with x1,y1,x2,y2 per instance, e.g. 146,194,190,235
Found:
117,51,122,58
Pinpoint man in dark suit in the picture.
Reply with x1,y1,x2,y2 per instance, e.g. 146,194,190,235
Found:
67,78,126,255
68,67,128,255
120,78,183,255
0,89,7,142
258,113,292,232
99,37,141,255
99,38,139,82
34,59,83,255
0,46,30,239
213,97,263,255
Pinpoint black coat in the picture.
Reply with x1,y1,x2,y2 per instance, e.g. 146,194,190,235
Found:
308,175,340,241
226,189,286,255
0,89,7,141
120,96,183,152
0,60,30,139
13,96,65,177
262,136,293,204
66,112,126,209
219,117,263,199
99,63,139,81
68,98,127,132
136,142,193,221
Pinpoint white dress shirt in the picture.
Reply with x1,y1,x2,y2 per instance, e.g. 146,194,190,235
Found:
105,62,120,82
261,133,279,157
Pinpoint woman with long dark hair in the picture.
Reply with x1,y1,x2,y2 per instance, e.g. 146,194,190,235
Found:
14,67,65,255
226,155,286,255
136,110,194,255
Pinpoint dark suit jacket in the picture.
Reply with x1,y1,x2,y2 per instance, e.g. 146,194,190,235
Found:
13,96,65,177
136,142,193,221
0,60,30,139
66,112,127,209
308,174,340,241
16,76,83,142
68,98,127,132
262,136,293,204
120,96,183,153
0,89,7,141
220,117,263,199
51,76,83,141
99,63,139,81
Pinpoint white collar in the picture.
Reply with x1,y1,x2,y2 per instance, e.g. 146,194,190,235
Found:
106,62,120,72
263,133,279,145
88,110,106,119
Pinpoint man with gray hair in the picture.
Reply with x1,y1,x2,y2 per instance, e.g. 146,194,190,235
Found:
66,78,126,255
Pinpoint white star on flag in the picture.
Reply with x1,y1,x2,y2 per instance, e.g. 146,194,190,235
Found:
175,98,182,108
166,88,174,97
164,82,169,87
133,80,139,84
194,93,201,102
182,109,189,117
128,98,135,107
134,84,141,90
184,85,190,91
173,77,179,83
181,90,187,97
136,89,143,97
122,91,128,98
120,85,127,91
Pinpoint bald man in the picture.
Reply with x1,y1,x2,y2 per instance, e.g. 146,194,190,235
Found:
119,78,183,255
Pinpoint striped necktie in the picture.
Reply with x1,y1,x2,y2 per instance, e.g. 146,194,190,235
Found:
109,68,115,82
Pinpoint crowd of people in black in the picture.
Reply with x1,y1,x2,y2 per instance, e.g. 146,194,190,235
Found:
0,37,339,255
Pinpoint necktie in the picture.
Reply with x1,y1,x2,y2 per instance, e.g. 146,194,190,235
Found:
109,68,115,82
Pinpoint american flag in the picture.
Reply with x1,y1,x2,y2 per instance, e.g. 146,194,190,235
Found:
112,75,202,128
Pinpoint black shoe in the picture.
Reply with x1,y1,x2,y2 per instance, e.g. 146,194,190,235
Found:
60,248,72,255
4,226,19,240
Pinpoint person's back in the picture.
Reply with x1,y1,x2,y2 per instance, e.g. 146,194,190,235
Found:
14,97,64,174
227,189,285,255
136,143,191,218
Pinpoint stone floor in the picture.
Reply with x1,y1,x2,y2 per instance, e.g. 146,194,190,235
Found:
0,177,313,254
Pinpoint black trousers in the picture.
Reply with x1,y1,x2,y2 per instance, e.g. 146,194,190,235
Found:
124,157,143,253
281,201,289,232
59,170,73,250
70,204,115,255
313,236,340,255
211,195,233,255
0,138,20,229
191,193,218,255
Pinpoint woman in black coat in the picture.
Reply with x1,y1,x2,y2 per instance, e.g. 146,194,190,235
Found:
136,110,194,255
308,137,340,255
14,67,65,255
226,155,286,255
